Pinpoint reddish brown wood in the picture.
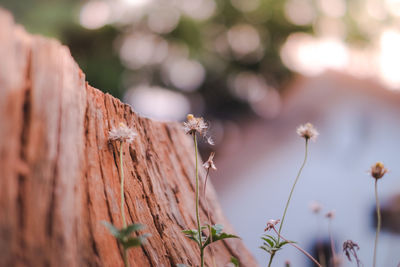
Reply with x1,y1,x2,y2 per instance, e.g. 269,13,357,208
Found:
0,9,258,267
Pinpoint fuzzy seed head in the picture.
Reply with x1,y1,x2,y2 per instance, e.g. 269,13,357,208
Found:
370,162,388,180
109,122,137,144
296,123,319,141
183,114,208,136
203,152,217,171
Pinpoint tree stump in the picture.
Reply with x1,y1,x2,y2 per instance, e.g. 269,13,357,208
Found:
0,8,258,267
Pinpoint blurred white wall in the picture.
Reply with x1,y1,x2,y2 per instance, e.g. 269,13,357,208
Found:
212,72,400,267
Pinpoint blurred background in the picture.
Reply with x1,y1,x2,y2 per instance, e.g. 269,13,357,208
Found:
2,0,400,266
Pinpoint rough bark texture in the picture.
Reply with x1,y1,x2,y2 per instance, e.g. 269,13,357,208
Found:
0,9,258,267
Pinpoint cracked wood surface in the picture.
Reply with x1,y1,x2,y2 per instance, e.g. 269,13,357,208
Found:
0,9,258,267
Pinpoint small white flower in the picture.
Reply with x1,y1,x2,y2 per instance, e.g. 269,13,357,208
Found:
264,219,280,231
183,114,208,136
109,122,137,144
296,123,319,141
203,152,217,171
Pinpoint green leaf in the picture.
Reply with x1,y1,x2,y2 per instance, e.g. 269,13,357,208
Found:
183,229,201,245
120,223,146,238
261,237,274,247
277,240,296,248
102,221,121,239
263,234,278,244
122,233,150,249
203,224,239,248
123,237,141,248
230,256,239,267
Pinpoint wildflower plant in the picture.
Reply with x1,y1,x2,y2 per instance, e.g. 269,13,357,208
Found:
183,114,238,267
262,219,322,267
369,162,388,267
263,123,318,267
104,122,149,267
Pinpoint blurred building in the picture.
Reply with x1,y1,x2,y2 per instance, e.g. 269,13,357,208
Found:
212,71,400,266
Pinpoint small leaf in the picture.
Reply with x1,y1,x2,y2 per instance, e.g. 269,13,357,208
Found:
123,237,141,248
203,224,239,248
277,240,296,248
261,237,274,247
183,229,201,245
120,223,146,238
260,246,273,254
102,221,121,239
263,234,278,244
230,256,239,267
122,234,150,249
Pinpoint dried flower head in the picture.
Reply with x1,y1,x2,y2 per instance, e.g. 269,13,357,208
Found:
325,210,335,219
370,162,388,180
203,152,217,171
343,240,361,265
109,122,137,144
264,219,280,232
296,123,319,141
183,114,208,136
310,201,323,214
284,260,291,267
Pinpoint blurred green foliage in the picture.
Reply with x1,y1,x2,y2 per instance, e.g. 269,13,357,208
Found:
3,0,363,119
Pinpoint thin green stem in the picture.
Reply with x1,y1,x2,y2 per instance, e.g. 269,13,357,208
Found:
267,252,275,267
200,248,204,267
203,169,216,267
123,248,129,267
193,134,203,267
268,139,308,267
120,142,127,229
278,139,309,241
373,179,381,267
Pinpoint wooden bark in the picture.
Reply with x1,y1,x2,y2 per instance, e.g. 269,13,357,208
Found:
0,9,258,267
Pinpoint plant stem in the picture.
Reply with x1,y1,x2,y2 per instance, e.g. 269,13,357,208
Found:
203,169,217,267
267,252,275,267
120,142,129,267
268,139,308,267
328,220,336,267
273,227,321,267
123,248,129,267
373,179,381,267
193,134,203,267
277,139,309,241
120,142,127,229
200,248,204,267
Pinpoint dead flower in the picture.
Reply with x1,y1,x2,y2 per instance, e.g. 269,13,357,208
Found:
296,123,319,141
203,152,217,171
343,240,362,266
264,219,280,232
109,122,137,144
370,162,388,180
